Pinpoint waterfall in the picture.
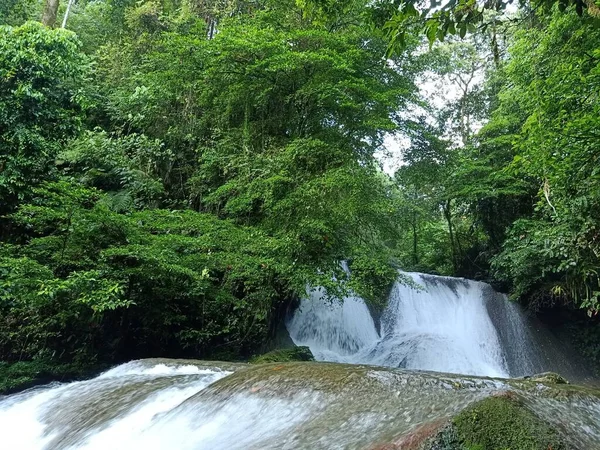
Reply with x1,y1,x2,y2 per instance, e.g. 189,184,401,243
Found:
2,359,599,450
0,361,232,450
287,272,586,379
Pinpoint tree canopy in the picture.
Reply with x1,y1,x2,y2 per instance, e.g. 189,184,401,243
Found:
0,0,599,370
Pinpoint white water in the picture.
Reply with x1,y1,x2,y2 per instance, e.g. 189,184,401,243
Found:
1,358,599,449
0,361,229,450
283,288,380,363
288,272,539,377
0,360,326,450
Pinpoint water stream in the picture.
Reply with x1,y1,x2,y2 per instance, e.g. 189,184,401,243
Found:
2,272,598,449
1,359,599,449
287,272,589,379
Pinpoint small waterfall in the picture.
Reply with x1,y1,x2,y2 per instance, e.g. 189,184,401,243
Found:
284,288,379,363
287,272,585,379
2,359,599,449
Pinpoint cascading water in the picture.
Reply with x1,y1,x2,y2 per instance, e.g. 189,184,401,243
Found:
2,359,600,450
2,275,597,449
0,361,233,450
287,272,588,379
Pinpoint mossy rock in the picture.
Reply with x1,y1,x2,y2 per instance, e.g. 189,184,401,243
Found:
423,425,464,450
450,394,566,450
525,372,569,385
250,346,314,364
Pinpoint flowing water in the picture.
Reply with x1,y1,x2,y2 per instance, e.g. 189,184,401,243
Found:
1,359,599,450
287,272,590,379
2,272,599,449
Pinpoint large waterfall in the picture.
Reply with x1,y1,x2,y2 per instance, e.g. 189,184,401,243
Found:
287,272,587,379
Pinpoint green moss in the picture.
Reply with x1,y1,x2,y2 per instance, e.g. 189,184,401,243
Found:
250,346,314,364
452,395,566,450
424,425,467,450
0,360,107,395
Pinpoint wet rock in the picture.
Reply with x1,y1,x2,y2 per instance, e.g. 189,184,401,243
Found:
449,395,567,450
525,372,569,384
250,346,314,364
369,419,448,450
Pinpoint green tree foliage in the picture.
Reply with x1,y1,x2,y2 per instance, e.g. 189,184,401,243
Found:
1,0,598,372
309,0,600,54
0,0,42,26
58,130,170,211
489,8,600,313
0,22,87,217
94,3,417,283
0,1,414,366
392,38,497,277
393,121,457,274
395,7,600,317
1,181,299,362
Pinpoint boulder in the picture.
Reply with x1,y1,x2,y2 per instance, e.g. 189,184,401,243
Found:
250,346,314,364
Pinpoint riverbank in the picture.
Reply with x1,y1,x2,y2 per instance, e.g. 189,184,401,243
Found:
0,360,111,396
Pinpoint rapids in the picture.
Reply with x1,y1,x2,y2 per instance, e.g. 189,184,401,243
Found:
2,273,598,449
1,359,599,449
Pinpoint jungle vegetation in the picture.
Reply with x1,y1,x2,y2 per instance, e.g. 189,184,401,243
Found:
0,0,598,372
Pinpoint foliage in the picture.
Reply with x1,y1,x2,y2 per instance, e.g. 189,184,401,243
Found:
0,22,88,216
1,0,599,372
0,1,423,367
93,3,415,288
0,0,42,26
489,8,600,313
308,0,600,55
391,6,600,322
58,130,171,211
393,123,457,275
1,181,303,362
0,360,107,395
390,36,504,279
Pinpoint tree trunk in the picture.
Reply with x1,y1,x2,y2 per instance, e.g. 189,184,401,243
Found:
444,199,457,273
208,19,216,39
411,192,419,266
61,0,74,28
412,212,419,266
42,0,59,27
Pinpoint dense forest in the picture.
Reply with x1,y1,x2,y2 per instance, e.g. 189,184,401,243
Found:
0,0,599,381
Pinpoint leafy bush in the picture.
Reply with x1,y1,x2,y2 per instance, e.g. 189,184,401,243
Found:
1,182,303,362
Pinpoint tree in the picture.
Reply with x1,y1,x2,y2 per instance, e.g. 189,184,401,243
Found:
1,0,421,367
41,0,59,26
0,22,87,221
94,2,420,277
0,0,41,26
489,7,600,313
308,0,600,55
